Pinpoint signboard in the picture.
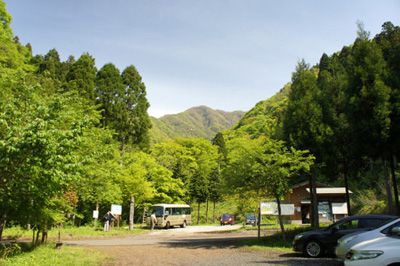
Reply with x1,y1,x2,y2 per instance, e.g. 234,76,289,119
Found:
111,204,122,215
332,202,348,214
260,202,277,215
260,202,294,216
280,204,295,215
92,210,99,219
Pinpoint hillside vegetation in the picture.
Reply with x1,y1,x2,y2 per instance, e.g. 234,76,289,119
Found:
150,106,244,143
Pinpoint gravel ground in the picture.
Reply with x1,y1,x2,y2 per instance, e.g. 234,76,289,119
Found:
66,226,343,266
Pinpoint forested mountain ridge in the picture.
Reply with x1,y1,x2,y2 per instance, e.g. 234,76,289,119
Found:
150,106,244,143
224,83,291,139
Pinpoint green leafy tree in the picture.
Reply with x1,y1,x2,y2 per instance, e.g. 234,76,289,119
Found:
176,138,219,224
225,136,314,239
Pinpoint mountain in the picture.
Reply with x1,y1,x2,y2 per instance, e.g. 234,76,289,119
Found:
150,106,245,143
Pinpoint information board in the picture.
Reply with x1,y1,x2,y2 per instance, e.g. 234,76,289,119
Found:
260,202,294,216
111,204,122,215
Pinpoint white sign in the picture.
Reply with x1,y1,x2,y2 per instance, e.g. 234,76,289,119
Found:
92,210,99,219
111,204,122,215
332,202,348,214
260,202,294,216
280,204,295,215
260,202,277,215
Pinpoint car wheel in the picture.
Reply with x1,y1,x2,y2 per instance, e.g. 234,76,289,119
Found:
180,221,186,228
304,240,323,257
165,222,170,229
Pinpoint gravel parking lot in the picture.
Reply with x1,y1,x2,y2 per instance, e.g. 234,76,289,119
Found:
66,226,343,266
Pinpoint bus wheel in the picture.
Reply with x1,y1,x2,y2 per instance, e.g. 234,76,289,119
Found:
180,221,186,228
165,222,170,229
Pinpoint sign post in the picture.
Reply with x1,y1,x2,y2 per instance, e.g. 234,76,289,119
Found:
259,201,295,239
111,204,122,228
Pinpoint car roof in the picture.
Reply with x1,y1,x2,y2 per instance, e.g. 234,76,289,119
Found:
343,214,398,220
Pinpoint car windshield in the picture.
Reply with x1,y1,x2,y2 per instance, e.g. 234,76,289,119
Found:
222,214,231,219
246,214,255,219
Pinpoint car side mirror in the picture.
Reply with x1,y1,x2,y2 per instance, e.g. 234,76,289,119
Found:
165,211,169,216
390,226,400,236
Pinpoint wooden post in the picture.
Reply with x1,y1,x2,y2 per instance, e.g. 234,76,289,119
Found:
129,196,135,230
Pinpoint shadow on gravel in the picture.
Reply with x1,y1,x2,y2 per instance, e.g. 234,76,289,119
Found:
159,236,343,266
248,258,343,266
159,236,258,249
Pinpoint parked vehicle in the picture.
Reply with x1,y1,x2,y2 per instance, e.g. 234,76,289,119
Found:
220,214,235,225
344,225,400,266
245,213,257,226
146,204,191,229
292,215,396,257
336,217,400,259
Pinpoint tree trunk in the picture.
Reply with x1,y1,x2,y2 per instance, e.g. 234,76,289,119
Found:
384,159,394,214
309,173,319,229
205,200,209,224
390,154,400,216
310,169,319,229
0,215,5,241
32,228,36,246
276,196,286,242
212,201,216,223
197,202,201,224
41,223,48,243
343,164,352,216
129,196,135,230
35,225,40,247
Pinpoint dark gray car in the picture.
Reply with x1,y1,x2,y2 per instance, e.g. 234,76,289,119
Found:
292,215,398,257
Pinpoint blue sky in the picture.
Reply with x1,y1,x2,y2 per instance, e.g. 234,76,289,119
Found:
5,0,400,117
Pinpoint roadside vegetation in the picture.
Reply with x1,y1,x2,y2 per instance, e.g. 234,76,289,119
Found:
0,243,108,266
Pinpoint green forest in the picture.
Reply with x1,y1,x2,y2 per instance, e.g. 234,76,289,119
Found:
1,0,400,245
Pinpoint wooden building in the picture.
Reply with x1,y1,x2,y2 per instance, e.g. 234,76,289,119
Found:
286,181,352,224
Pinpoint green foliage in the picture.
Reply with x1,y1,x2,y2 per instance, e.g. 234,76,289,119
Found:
229,83,290,139
0,244,107,266
121,65,151,149
225,136,314,199
150,106,244,143
65,53,97,101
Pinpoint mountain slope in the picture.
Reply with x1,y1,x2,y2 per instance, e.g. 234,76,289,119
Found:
225,83,291,139
150,106,244,143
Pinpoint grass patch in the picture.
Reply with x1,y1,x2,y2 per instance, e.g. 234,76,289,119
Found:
0,243,108,266
3,224,147,241
236,227,314,253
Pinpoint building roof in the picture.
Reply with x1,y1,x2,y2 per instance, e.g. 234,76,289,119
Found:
291,181,328,189
305,187,353,194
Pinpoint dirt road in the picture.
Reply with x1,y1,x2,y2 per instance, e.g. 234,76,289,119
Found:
66,226,343,266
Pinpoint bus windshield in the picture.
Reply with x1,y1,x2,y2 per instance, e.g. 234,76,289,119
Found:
151,206,164,217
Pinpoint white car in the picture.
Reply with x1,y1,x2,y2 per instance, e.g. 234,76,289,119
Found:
344,226,400,266
336,217,400,259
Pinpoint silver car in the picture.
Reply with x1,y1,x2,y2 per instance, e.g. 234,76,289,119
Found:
336,217,400,259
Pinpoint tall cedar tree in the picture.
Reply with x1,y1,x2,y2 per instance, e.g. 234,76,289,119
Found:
121,65,151,149
66,53,97,101
375,22,400,215
95,64,126,151
317,52,354,214
283,61,329,228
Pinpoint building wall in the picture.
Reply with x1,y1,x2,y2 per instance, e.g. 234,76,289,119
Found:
286,183,349,224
